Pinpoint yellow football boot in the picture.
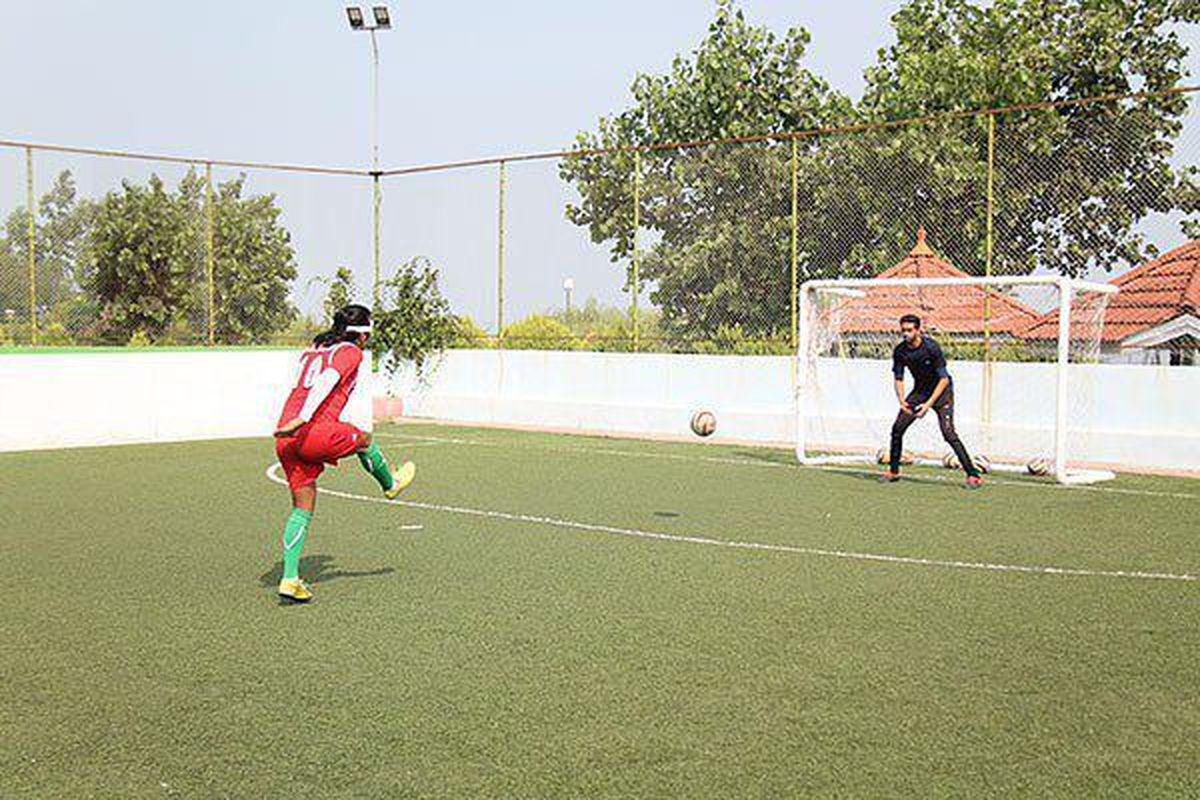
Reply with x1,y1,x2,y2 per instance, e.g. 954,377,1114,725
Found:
278,578,314,603
384,461,416,500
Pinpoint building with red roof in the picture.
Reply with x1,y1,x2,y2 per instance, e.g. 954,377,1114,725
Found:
1023,239,1200,365
828,228,1042,339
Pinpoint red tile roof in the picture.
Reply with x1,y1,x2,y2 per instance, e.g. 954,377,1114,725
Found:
1022,239,1200,342
829,229,1042,335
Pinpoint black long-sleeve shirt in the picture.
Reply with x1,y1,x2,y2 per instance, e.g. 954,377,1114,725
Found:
892,336,951,397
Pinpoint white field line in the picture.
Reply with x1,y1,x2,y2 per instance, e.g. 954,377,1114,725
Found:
377,432,1200,501
265,464,1197,583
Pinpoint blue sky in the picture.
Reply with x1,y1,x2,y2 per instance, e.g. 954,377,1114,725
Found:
1,2,1197,324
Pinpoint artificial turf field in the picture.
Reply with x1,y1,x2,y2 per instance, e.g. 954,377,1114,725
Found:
2,421,1198,798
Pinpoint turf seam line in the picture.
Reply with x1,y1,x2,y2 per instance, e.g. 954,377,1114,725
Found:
376,432,1200,501
265,464,1198,583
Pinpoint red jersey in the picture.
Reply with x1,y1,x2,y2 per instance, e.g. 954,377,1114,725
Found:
277,342,364,428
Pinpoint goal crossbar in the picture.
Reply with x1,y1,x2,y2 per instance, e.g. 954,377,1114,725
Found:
802,275,1119,294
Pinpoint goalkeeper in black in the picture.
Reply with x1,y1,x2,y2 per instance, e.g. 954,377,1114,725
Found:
881,314,983,488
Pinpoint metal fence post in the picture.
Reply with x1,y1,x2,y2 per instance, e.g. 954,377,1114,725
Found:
982,112,996,431
497,160,506,347
26,146,36,345
631,150,641,352
372,172,382,310
205,162,215,345
790,135,799,382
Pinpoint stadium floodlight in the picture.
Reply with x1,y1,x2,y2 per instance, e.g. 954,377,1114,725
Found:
795,275,1120,485
372,6,391,28
346,6,365,29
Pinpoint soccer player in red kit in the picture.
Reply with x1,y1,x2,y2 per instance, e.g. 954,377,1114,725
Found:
273,304,415,602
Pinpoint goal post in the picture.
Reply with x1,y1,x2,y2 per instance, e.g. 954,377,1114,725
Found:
795,275,1119,484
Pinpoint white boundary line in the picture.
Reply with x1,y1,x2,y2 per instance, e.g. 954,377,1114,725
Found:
265,464,1197,584
376,432,1200,501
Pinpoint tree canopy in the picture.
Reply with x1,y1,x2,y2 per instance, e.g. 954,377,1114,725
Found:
561,0,1200,344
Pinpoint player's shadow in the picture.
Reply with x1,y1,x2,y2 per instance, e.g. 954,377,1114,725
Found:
258,554,395,591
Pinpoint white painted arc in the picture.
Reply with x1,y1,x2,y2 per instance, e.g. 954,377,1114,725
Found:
264,464,1197,584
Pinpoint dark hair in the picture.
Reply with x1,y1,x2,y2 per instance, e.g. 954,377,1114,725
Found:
314,304,371,347
899,313,921,328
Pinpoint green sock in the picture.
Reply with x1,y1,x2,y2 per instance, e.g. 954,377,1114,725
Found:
281,508,313,581
357,442,395,491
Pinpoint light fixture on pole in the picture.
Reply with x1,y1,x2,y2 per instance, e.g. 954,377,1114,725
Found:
345,5,392,307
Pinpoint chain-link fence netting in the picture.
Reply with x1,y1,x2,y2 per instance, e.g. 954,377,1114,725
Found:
0,146,30,344
504,155,638,350
380,164,498,344
3,88,1198,356
212,165,373,347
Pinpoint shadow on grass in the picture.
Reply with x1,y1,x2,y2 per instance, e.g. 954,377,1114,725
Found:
726,447,977,490
258,554,396,590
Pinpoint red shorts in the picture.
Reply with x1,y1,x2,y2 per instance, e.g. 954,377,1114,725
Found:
275,421,368,491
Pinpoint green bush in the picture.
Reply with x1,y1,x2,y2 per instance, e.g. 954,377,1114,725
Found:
453,315,494,349
38,322,75,346
502,314,577,350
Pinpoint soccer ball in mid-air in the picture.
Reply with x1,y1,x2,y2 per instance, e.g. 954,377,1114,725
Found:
1027,457,1051,476
942,451,960,470
690,410,717,437
972,454,991,473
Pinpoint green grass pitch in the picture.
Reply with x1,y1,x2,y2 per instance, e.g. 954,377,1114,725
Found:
2,422,1199,797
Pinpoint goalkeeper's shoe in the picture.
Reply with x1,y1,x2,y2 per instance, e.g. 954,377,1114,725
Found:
964,475,984,490
278,578,314,603
878,471,901,483
384,461,417,500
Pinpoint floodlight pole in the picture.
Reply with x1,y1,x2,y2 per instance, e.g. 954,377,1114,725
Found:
347,7,390,308
370,28,380,175
369,28,381,308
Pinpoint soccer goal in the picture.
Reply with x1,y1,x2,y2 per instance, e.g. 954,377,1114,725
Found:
795,275,1119,484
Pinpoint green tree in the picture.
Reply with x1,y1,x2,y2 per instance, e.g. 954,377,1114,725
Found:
371,256,458,376
562,0,1200,345
323,266,356,324
848,0,1200,277
86,174,198,343
0,170,94,341
205,174,298,344
559,0,851,344
85,169,297,344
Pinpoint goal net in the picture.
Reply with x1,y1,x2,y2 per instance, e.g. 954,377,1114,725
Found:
796,276,1118,484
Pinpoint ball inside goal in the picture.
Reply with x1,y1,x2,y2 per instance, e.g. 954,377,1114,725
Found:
1027,457,1051,476
690,410,716,437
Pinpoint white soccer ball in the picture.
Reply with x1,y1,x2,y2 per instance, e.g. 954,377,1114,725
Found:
690,410,717,437
1027,457,1051,476
942,451,960,470
972,454,991,474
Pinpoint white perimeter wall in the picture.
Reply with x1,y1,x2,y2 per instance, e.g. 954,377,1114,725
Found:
0,350,373,453
389,349,1200,473
2,348,1197,474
